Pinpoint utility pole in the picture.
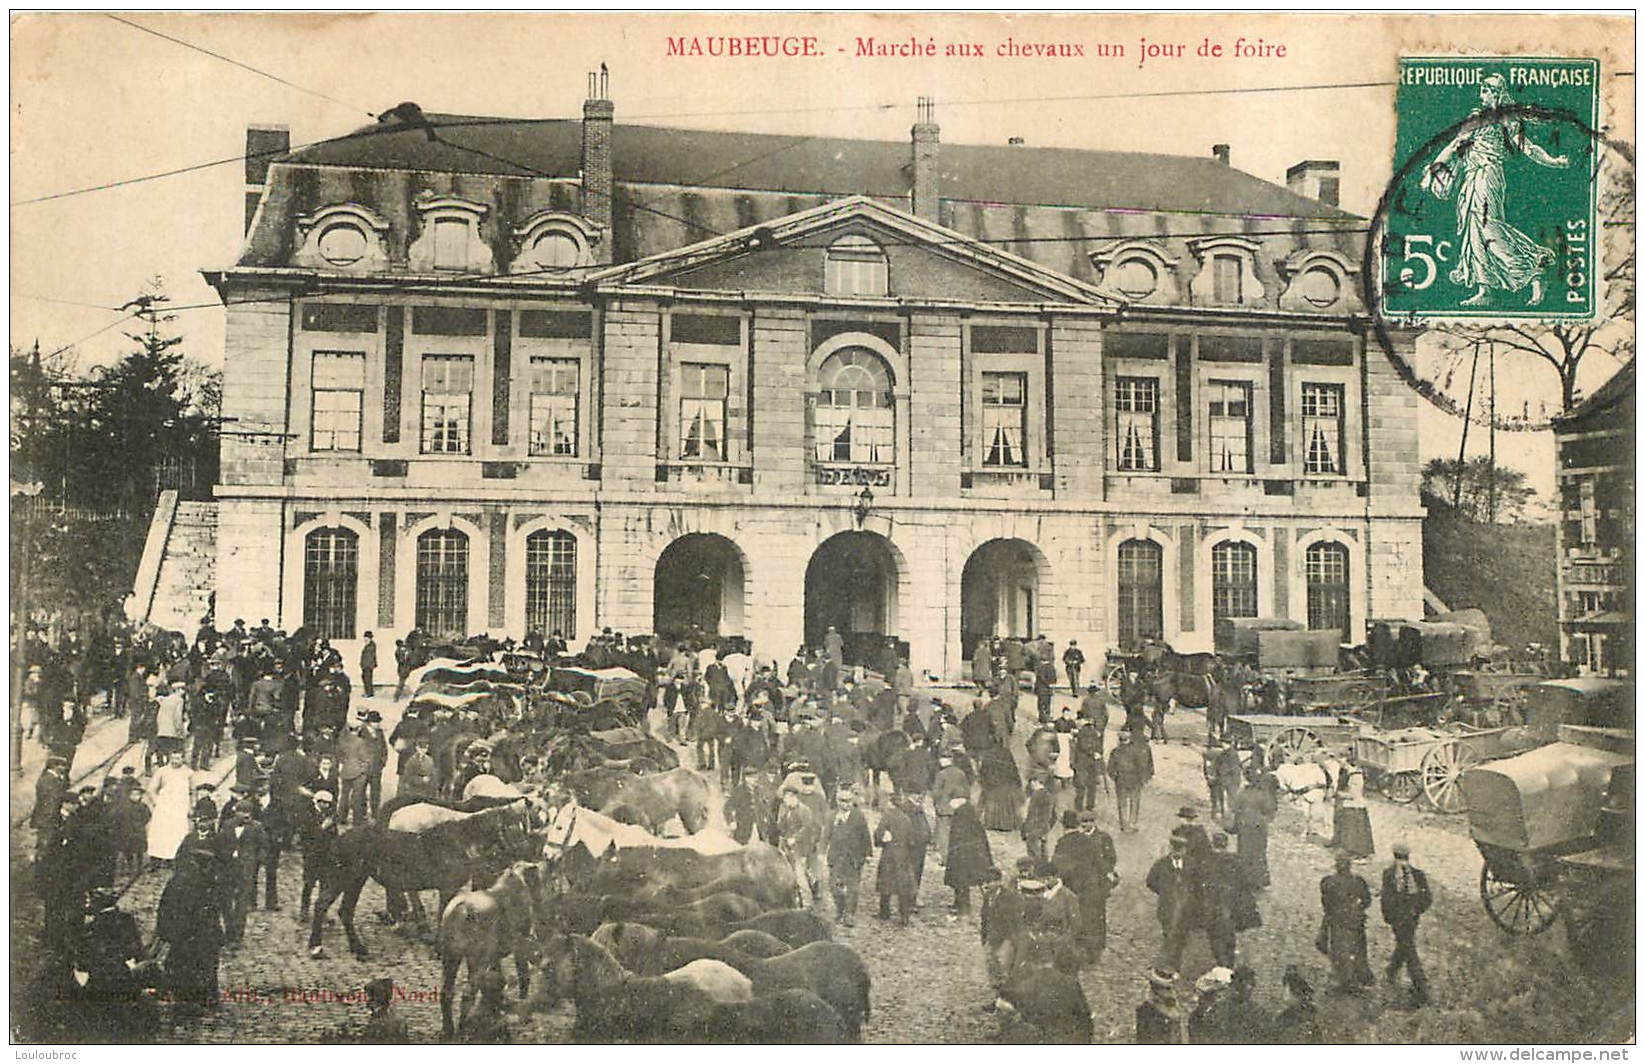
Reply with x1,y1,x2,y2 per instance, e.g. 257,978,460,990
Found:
1455,340,1481,511
11,343,44,774
1488,340,1498,524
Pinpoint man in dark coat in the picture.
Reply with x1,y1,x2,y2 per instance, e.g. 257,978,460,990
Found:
358,632,378,698
1106,729,1153,832
155,825,226,1011
1201,832,1244,968
1033,658,1059,723
943,793,994,915
1381,841,1433,1006
1052,808,1119,962
72,887,156,1039
215,802,267,942
1319,852,1375,992
724,770,768,845
31,755,70,837
826,788,872,926
1062,641,1085,694
897,793,931,895
873,798,918,925
1136,967,1188,1045
1070,712,1105,812
1145,833,1199,969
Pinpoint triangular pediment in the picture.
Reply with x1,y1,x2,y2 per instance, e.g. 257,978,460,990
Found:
590,196,1116,306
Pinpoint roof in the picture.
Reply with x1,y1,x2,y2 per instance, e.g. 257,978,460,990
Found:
1555,359,1634,431
285,113,1352,221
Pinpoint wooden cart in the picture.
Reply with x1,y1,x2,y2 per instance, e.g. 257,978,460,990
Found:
1225,713,1366,764
1354,723,1532,811
1458,740,1633,938
1285,672,1391,713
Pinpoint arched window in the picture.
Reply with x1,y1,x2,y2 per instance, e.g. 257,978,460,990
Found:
1117,539,1164,649
416,529,469,639
1305,541,1351,638
815,348,895,464
1211,541,1259,626
303,528,358,639
824,236,889,297
525,530,577,639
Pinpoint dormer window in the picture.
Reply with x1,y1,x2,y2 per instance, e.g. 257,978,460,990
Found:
1278,249,1356,312
1112,258,1159,300
409,194,493,274
318,223,368,267
511,211,599,274
1187,235,1265,307
294,204,389,272
1089,240,1178,304
825,236,888,297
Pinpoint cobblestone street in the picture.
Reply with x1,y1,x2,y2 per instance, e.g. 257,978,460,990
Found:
11,686,1634,1043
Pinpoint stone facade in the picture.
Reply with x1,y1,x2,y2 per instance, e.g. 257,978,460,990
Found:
204,94,1426,678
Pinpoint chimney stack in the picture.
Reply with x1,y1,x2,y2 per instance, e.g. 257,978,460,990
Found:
1286,160,1341,207
244,124,290,234
1211,143,1231,166
582,65,614,263
911,97,941,222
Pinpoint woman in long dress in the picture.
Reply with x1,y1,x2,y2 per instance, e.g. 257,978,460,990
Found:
978,744,1023,832
1424,73,1571,307
1332,763,1375,858
147,749,193,864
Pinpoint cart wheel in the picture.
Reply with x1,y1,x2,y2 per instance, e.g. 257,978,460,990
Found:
1103,665,1126,699
1266,726,1323,765
1421,739,1481,813
1480,862,1560,934
1382,771,1422,804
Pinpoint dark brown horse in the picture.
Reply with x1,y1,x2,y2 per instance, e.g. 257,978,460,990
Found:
307,797,540,959
436,860,554,1038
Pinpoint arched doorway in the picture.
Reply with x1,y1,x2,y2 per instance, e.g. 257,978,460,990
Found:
960,538,1044,655
653,533,746,640
804,531,900,661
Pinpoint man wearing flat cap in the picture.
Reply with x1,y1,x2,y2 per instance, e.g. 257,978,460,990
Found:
1136,967,1188,1044
1381,841,1432,1006
826,788,872,926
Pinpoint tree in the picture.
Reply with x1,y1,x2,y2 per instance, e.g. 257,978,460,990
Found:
1422,456,1537,524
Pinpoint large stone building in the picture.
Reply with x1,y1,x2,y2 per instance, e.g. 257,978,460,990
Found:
1553,359,1634,675
192,82,1425,677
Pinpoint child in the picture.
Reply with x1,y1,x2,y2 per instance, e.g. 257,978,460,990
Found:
114,778,152,877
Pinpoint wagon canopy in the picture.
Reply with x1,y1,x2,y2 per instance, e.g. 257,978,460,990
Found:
1527,678,1635,737
1459,742,1633,852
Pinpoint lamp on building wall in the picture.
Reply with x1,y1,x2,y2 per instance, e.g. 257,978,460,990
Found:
853,485,875,528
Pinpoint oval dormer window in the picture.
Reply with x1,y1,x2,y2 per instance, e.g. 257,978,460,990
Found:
1298,266,1342,308
318,223,368,267
1112,257,1159,300
529,230,583,271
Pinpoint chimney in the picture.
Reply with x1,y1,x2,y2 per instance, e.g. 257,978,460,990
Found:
244,124,290,234
911,96,940,222
1286,160,1341,207
581,65,614,264
1211,143,1231,166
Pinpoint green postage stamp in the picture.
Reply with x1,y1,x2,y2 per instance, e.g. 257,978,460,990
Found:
1382,55,1600,319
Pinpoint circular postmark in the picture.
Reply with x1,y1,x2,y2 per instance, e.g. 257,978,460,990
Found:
1363,92,1634,432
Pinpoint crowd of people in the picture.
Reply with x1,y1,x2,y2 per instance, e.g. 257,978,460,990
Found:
21,616,1437,1044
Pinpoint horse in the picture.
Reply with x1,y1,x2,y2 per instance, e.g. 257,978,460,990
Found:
727,908,833,948
436,860,554,1039
860,727,909,806
531,932,752,1040
719,928,792,958
593,921,870,1038
711,988,851,1044
308,797,540,959
596,767,712,834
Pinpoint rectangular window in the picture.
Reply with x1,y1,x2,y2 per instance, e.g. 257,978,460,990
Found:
1115,376,1159,472
1301,383,1344,475
1207,380,1253,473
519,309,594,339
981,371,1028,467
420,355,473,454
1579,478,1598,544
302,303,379,333
1212,255,1244,303
679,362,729,461
528,358,580,457
311,351,365,452
1106,332,1171,361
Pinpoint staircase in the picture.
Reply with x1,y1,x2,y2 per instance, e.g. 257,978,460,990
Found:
133,491,218,632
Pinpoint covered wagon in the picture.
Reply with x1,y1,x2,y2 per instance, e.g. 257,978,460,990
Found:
1458,739,1634,935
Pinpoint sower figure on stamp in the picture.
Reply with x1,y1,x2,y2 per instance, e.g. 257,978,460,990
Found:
1424,73,1570,307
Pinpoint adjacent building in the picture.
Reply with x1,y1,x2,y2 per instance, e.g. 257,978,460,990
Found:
1553,359,1634,675
196,81,1426,678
